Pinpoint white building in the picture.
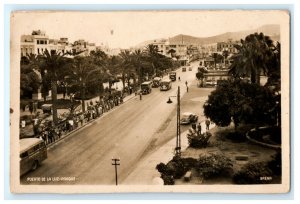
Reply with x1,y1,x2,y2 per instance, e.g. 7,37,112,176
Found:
20,30,72,57
20,30,49,56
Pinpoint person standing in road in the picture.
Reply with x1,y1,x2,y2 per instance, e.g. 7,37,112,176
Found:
139,92,142,100
185,81,188,86
205,119,211,131
178,76,181,81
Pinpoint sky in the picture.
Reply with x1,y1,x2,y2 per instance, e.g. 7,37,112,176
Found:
12,10,286,49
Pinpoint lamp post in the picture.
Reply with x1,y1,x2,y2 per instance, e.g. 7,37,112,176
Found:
167,86,181,157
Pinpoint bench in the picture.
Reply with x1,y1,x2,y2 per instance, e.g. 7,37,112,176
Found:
184,171,192,181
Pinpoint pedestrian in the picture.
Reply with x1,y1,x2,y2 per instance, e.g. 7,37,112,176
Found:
205,119,211,131
185,81,188,86
129,86,132,95
178,76,181,81
139,92,142,100
191,122,196,130
80,113,84,126
197,122,202,135
187,86,189,92
68,119,74,131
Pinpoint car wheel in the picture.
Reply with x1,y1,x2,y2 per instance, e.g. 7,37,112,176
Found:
31,160,39,171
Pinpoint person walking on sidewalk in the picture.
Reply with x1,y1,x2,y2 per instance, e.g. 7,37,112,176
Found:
197,122,202,135
205,119,211,131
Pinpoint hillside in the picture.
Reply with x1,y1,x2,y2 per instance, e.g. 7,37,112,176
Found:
135,24,280,47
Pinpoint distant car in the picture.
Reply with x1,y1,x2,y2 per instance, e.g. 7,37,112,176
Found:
205,80,217,87
180,112,198,125
182,67,186,72
188,67,192,71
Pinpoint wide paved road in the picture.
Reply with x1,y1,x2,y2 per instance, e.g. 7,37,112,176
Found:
21,61,199,185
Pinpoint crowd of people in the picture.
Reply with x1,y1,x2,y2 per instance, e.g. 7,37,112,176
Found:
31,91,129,146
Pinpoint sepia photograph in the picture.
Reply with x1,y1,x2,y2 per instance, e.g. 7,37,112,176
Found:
9,10,290,193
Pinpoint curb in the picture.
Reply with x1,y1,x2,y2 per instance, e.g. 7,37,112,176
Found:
246,127,281,150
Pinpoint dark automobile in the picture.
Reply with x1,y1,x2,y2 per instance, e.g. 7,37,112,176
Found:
180,112,198,125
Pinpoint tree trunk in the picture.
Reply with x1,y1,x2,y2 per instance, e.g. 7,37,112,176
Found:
81,86,86,112
51,80,58,125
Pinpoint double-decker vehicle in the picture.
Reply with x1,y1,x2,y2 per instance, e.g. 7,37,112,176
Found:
141,81,153,94
169,72,177,81
20,138,47,176
152,77,162,88
160,79,172,91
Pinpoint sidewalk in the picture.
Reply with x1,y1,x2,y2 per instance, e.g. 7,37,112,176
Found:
19,91,137,140
122,120,215,185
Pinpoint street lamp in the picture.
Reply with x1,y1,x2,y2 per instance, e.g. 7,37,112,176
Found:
166,86,181,157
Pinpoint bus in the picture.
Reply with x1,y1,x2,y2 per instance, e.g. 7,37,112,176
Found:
169,72,176,81
152,77,162,88
141,81,153,94
20,138,47,176
160,79,172,91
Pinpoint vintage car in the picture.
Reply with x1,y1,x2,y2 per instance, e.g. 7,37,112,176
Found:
182,67,186,72
180,112,198,125
188,66,192,71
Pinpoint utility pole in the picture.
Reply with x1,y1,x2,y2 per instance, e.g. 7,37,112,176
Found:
175,86,181,157
111,158,120,185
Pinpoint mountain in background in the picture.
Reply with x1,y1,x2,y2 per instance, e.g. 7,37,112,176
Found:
134,24,280,48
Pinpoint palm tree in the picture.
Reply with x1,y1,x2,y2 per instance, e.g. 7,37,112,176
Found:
145,44,161,77
119,50,135,89
67,56,103,112
39,49,68,124
229,32,275,84
222,49,229,68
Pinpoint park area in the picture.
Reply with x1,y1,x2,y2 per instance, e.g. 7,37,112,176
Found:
156,123,281,185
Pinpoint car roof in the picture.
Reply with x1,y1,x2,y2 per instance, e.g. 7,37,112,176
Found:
182,112,194,116
141,81,152,85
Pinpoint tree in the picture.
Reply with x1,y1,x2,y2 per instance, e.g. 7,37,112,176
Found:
203,80,277,129
229,32,276,84
222,49,229,67
67,56,103,112
20,54,42,99
119,50,135,88
39,50,68,124
211,53,223,68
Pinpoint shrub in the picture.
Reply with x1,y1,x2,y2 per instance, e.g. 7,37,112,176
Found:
187,131,212,148
233,162,273,184
161,174,175,185
225,130,247,143
156,156,198,184
181,157,198,170
268,151,282,176
195,153,233,179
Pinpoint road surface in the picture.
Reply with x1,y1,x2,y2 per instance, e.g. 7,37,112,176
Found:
21,62,200,185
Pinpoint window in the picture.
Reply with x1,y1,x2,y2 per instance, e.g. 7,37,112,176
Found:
37,40,40,44
20,152,28,159
37,48,40,54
